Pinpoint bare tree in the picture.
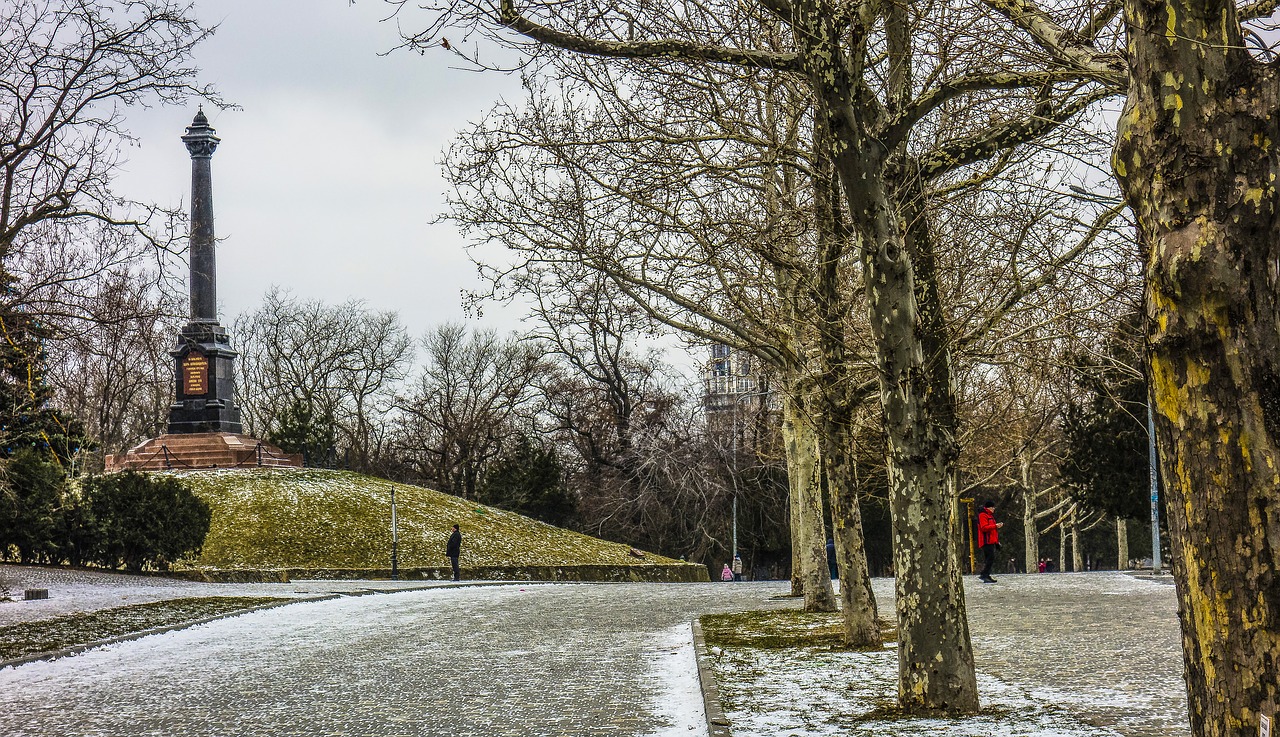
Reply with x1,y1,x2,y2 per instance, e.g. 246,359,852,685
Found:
0,0,217,287
235,289,412,471
45,269,180,466
393,323,542,498
445,67,850,616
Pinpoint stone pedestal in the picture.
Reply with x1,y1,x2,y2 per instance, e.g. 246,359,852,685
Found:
168,321,242,434
104,433,302,471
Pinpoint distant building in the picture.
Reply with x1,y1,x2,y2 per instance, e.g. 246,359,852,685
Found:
704,344,772,429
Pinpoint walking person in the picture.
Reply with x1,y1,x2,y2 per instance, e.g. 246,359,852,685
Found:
721,563,733,581
445,524,462,582
732,554,744,582
977,500,1004,583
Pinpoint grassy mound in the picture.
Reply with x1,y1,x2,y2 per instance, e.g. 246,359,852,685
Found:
172,468,685,572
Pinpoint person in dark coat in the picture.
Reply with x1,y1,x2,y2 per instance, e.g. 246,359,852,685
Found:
977,501,1003,583
446,524,462,581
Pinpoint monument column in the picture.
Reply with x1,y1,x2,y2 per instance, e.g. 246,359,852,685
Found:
168,108,243,434
184,107,218,322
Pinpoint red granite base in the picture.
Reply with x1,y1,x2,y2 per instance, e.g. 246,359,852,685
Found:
103,433,303,472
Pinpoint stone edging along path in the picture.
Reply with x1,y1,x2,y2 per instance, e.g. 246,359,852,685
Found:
170,563,710,584
692,618,733,737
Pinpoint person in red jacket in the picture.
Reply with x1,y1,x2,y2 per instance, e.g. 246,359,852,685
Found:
977,500,1004,583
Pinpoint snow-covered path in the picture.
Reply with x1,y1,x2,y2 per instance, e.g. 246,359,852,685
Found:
0,581,792,737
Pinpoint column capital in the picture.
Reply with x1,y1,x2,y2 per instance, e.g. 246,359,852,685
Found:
182,106,220,159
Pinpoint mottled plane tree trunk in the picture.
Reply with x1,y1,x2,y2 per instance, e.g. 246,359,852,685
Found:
781,385,839,611
813,128,880,645
1023,494,1039,571
1114,0,1280,731
1019,448,1040,572
1116,518,1128,570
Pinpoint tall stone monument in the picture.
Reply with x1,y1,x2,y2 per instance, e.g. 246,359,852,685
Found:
103,110,300,471
169,107,242,434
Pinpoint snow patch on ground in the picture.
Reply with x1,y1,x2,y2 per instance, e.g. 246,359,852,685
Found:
642,624,707,736
712,573,1187,737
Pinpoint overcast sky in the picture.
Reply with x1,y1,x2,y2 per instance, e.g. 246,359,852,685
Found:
115,0,529,339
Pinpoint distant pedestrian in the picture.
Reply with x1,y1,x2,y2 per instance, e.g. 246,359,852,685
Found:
732,554,744,582
826,538,838,579
1038,558,1046,573
1045,558,1056,573
977,500,1004,583
1008,556,1018,574
445,524,462,581
721,563,733,581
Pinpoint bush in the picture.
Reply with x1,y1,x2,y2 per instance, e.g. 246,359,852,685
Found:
478,435,577,527
0,449,67,563
57,486,98,567
84,472,211,571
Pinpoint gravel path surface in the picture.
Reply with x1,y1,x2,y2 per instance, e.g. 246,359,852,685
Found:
0,578,792,737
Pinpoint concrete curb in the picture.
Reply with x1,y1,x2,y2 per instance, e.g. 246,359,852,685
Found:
691,619,732,737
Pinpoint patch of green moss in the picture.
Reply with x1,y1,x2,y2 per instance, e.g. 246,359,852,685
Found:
702,609,895,650
172,469,692,571
0,596,285,660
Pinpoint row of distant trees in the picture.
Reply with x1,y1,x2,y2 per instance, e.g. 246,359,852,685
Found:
39,276,1157,577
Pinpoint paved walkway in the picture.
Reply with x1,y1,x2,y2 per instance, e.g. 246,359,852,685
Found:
0,580,792,736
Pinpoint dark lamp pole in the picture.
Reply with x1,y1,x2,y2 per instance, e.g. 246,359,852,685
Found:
391,486,399,580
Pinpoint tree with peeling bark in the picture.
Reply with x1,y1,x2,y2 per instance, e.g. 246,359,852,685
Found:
397,0,1120,711
982,0,1280,727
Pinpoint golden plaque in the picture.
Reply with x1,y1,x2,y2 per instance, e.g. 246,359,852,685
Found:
183,353,209,395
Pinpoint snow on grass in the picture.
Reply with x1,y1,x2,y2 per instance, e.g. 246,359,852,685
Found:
708,574,1187,737
712,643,1131,737
173,468,689,571
0,597,284,660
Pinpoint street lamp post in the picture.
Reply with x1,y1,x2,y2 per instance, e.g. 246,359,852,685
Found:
732,402,739,562
960,497,976,574
1148,403,1161,575
391,486,399,580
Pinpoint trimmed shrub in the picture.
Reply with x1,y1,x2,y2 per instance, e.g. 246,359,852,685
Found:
0,449,67,563
85,472,211,571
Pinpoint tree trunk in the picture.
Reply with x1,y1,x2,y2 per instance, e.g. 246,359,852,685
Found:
844,167,977,712
788,458,803,597
1070,508,1082,573
823,408,880,645
789,0,976,714
812,117,880,646
781,390,838,612
881,169,978,713
1116,518,1129,571
1116,0,1280,731
1021,459,1039,573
